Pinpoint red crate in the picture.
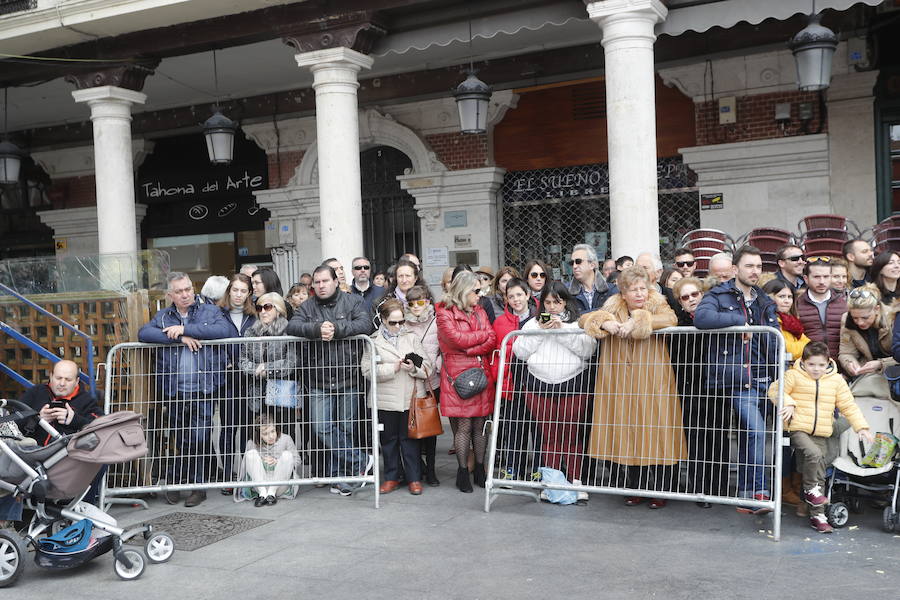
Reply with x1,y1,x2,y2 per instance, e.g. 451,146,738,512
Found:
802,214,846,231
748,235,789,253
804,228,849,241
803,238,845,255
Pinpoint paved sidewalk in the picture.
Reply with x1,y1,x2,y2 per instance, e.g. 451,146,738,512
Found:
9,444,900,598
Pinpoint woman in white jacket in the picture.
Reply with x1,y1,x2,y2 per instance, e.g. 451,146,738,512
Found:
362,298,433,495
513,281,596,493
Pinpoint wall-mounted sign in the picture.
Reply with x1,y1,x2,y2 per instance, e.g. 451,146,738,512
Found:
138,166,268,203
700,193,724,210
454,234,471,248
425,246,449,267
444,210,468,228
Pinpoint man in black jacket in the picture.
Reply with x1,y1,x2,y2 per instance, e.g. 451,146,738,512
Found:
19,360,103,444
286,264,374,495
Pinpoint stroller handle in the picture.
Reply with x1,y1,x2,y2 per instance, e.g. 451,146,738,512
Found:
0,398,32,412
0,398,40,427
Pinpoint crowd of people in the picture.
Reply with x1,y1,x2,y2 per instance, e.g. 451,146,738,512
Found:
2,237,891,537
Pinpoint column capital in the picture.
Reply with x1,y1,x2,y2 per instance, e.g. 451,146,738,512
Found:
65,61,158,93
283,12,385,55
585,0,667,22
294,47,374,72
71,85,148,107
32,139,153,179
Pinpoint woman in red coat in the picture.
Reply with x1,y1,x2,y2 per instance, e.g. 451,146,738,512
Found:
438,270,497,493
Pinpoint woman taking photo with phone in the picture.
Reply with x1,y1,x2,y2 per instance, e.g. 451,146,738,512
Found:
362,299,432,495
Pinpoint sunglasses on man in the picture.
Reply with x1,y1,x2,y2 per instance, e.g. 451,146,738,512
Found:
782,254,805,262
675,260,695,268
352,265,371,271
568,258,589,266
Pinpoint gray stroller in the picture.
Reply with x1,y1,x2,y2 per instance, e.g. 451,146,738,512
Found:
0,398,175,586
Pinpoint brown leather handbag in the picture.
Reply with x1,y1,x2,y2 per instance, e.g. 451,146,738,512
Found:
407,375,443,439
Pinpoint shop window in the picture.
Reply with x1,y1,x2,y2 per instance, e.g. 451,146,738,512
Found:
149,233,235,288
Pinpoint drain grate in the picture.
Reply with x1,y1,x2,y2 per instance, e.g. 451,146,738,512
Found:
126,512,271,552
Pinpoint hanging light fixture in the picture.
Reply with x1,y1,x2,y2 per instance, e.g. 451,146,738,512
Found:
453,20,492,134
0,88,23,185
788,5,839,92
203,50,236,165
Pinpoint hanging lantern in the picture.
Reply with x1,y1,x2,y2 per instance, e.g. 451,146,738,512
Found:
453,71,492,134
203,109,236,165
788,14,839,92
0,139,22,185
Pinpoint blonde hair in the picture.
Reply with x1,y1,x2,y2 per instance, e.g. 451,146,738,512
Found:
443,271,479,311
847,283,881,311
616,265,651,292
256,292,287,317
672,276,703,299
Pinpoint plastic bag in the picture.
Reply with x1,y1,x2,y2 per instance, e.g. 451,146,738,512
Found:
538,467,577,505
861,432,899,468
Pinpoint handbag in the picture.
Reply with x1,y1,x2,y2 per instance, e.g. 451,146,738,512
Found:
408,374,443,439
447,357,489,399
265,378,298,408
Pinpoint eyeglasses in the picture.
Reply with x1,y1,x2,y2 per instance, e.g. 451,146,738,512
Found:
529,272,547,279
679,290,702,301
806,256,831,263
352,265,371,271
255,303,276,312
675,260,696,268
783,255,806,262
568,258,588,266
408,299,429,307
386,319,406,326
849,289,874,299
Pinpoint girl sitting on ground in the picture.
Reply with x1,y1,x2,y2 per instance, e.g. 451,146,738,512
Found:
236,414,301,507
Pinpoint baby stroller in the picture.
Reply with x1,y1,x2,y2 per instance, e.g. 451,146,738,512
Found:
823,375,900,532
0,398,175,586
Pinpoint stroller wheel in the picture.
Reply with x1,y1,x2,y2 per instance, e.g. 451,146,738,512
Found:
826,502,849,528
0,530,24,588
144,532,175,563
882,507,898,533
113,549,145,581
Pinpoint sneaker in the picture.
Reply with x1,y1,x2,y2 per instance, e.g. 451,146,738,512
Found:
804,485,828,507
332,484,354,497
572,479,589,503
810,514,833,533
530,472,542,482
499,468,516,480
624,496,644,506
736,492,773,515
329,484,342,495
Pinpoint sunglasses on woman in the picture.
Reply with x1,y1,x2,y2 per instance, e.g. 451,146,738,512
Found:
408,299,429,307
529,272,547,279
679,290,701,301
849,289,873,299
255,303,276,312
806,256,831,263
386,319,406,326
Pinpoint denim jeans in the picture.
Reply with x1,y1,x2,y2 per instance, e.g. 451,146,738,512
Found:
309,388,367,478
166,394,214,484
730,382,771,497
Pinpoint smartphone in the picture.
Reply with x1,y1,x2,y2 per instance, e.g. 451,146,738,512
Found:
49,400,66,410
539,313,552,324
403,352,424,368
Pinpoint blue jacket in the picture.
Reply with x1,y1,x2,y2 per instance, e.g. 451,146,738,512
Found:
693,279,781,391
891,315,900,364
138,299,232,397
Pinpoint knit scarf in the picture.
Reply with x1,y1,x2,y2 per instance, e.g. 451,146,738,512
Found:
779,312,804,338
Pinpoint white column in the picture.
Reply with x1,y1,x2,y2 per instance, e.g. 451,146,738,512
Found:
71,86,146,257
587,0,667,258
295,48,372,268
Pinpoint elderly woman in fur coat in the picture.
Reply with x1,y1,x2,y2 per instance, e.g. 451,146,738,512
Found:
579,266,687,509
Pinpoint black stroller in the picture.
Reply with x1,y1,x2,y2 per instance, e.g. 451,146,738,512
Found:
0,399,175,586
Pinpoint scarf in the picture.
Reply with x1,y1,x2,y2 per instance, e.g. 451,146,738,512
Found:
246,315,288,337
778,313,804,338
381,325,401,347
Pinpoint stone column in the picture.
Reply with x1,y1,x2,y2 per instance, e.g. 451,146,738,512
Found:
587,0,667,258
294,48,373,268
71,86,147,258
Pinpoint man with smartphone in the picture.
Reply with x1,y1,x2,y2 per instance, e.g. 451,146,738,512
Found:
17,359,103,444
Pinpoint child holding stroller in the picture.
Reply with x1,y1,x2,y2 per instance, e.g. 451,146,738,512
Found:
769,342,873,533
237,414,301,507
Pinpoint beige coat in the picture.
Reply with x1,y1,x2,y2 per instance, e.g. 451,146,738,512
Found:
837,309,897,374
579,291,687,466
361,329,433,412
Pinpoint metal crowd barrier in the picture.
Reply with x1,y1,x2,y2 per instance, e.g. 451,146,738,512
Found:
100,335,381,508
484,325,786,540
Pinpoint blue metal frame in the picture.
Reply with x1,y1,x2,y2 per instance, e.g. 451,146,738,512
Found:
0,282,96,394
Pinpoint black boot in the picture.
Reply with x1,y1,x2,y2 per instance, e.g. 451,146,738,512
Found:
473,463,486,488
425,461,440,486
456,467,473,493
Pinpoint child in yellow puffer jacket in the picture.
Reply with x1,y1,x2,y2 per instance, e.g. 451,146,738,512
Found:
768,341,873,534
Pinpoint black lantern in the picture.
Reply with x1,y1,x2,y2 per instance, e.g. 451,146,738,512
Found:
788,13,839,91
0,140,22,185
453,70,492,134
203,108,235,165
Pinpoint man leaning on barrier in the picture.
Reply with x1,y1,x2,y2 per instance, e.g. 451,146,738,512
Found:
138,271,231,508
286,264,375,496
694,245,781,515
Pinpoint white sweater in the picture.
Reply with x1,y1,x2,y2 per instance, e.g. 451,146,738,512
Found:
512,318,596,384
